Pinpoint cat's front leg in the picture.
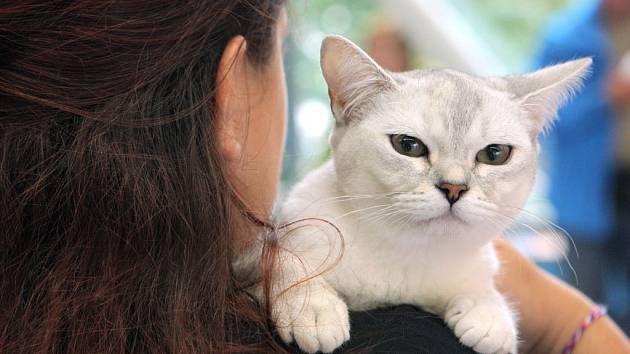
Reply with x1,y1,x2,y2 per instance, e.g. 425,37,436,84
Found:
271,277,350,353
242,239,350,354
443,290,517,354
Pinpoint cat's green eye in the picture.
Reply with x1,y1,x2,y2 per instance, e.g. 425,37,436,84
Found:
476,144,512,165
390,134,428,158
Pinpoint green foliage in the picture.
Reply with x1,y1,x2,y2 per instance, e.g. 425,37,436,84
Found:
287,0,378,103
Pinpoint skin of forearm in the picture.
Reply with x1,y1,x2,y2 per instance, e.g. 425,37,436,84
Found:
532,271,630,354
494,240,630,354
526,270,593,354
494,240,556,353
573,317,630,354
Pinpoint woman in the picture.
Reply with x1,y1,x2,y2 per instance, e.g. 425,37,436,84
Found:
0,1,628,353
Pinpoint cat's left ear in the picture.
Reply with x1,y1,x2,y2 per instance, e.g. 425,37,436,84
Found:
499,58,592,134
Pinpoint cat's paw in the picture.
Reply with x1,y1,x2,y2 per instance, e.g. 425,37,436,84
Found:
444,294,517,354
272,282,350,353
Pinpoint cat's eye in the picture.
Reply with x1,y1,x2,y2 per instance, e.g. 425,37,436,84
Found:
476,144,512,165
390,134,428,158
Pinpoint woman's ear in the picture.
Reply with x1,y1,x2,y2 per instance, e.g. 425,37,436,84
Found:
215,35,249,162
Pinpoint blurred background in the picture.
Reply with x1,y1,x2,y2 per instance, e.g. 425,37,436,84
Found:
280,0,630,332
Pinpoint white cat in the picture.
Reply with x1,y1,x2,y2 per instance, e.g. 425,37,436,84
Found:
240,35,591,354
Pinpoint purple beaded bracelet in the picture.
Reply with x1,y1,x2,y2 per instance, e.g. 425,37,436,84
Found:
561,304,608,354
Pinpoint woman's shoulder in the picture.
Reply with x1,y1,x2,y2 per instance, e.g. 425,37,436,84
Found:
287,305,476,354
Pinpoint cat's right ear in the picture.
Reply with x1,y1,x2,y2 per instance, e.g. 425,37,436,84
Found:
321,35,396,124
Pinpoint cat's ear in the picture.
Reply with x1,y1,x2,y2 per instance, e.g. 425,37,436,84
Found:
500,58,592,134
321,35,397,124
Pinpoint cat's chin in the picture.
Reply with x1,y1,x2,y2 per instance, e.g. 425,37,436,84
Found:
401,210,499,233
405,211,467,227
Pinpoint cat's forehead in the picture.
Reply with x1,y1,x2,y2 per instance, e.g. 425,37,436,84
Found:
374,69,529,147
395,69,517,117
394,69,500,109
394,68,482,90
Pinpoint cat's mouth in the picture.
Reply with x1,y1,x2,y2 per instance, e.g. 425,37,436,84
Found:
411,210,467,225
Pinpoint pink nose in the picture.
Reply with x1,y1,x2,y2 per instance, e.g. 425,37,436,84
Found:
437,183,468,205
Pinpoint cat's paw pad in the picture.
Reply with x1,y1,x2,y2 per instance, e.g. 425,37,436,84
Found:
445,295,517,354
272,284,350,353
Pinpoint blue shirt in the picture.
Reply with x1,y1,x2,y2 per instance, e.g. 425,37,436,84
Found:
534,0,615,240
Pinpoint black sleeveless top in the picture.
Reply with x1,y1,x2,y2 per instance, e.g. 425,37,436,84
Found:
287,305,476,354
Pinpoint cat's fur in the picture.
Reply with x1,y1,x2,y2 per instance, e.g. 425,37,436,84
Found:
240,36,591,354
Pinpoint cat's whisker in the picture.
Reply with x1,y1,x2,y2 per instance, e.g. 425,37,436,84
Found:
358,204,398,221
295,193,401,214
479,207,578,284
400,213,417,230
484,216,507,234
492,205,577,267
386,211,409,228
307,194,387,206
461,210,510,237
376,207,411,226
478,209,564,264
502,205,578,259
390,212,410,230
367,208,404,225
503,206,579,283
333,203,393,221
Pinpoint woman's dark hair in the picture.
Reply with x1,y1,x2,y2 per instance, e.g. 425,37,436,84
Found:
0,1,285,352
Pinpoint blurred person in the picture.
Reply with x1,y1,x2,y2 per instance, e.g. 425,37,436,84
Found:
607,0,630,331
533,0,630,310
366,20,411,72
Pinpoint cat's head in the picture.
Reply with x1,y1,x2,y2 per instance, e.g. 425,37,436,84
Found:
320,35,590,239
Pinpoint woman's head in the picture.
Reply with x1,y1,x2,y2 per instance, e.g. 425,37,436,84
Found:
1,0,286,352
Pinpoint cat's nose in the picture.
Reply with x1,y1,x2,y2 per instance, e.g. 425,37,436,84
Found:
436,182,468,205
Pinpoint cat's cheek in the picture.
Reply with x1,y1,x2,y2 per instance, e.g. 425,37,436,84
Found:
375,160,431,192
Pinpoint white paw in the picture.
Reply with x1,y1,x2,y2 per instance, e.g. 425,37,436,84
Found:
444,294,517,354
272,282,350,353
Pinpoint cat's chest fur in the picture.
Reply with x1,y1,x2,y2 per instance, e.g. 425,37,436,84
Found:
281,160,499,314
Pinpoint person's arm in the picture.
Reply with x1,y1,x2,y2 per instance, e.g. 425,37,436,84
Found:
494,239,630,354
